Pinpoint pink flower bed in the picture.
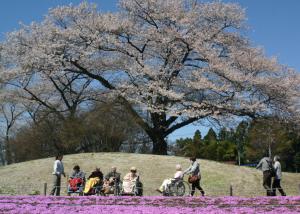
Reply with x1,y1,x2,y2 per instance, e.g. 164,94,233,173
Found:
0,196,299,214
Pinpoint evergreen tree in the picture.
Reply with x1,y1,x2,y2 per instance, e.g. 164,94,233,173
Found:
294,152,300,173
204,128,217,143
234,121,249,165
193,130,202,143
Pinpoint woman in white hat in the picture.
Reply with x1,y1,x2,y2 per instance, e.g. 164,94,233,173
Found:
122,166,139,193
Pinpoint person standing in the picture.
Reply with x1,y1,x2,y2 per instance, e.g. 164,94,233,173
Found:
50,154,65,196
272,155,286,196
256,155,273,196
183,157,205,196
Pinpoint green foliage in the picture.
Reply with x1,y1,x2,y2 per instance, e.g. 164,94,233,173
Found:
174,118,300,172
204,128,217,143
232,121,249,165
294,152,300,173
193,130,202,143
29,190,41,195
9,101,149,162
244,118,300,172
175,129,236,162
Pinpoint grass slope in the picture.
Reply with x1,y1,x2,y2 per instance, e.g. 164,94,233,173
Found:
0,153,299,196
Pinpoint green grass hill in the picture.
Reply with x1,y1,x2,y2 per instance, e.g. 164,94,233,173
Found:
0,153,299,196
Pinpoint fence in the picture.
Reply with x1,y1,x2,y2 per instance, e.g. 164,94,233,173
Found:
0,182,299,197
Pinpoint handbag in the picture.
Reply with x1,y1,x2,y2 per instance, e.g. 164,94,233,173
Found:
269,166,276,177
188,175,200,183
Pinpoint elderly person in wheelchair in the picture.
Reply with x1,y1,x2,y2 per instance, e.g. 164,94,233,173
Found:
67,165,85,196
156,164,188,196
103,166,121,195
83,167,104,195
121,166,143,196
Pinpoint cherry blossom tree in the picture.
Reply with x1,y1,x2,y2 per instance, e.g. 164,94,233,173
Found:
1,0,299,154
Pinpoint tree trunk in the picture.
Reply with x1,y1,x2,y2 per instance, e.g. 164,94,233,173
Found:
148,112,169,155
152,135,168,155
268,142,272,158
5,138,12,165
0,143,5,165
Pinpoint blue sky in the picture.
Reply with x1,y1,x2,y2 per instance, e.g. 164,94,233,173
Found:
0,0,299,140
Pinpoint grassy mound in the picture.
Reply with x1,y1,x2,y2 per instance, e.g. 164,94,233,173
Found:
0,153,299,196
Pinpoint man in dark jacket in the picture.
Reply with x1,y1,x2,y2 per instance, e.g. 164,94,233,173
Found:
103,166,121,194
105,166,121,182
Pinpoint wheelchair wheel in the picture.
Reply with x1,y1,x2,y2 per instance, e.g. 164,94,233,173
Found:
111,182,122,196
133,182,143,196
175,181,191,196
165,183,176,196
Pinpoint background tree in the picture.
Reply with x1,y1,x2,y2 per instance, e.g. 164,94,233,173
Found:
233,121,249,165
294,152,300,173
1,1,299,155
243,118,300,172
10,101,147,163
175,128,235,162
0,92,24,164
246,118,285,159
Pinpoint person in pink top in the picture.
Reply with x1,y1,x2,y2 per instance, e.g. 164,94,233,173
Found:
156,164,183,193
122,167,139,193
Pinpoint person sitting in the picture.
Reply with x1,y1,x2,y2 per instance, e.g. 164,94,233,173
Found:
70,165,85,180
122,167,139,194
103,166,121,194
156,164,183,194
83,168,103,195
68,165,85,194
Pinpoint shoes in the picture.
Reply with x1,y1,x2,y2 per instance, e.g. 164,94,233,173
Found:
156,189,162,194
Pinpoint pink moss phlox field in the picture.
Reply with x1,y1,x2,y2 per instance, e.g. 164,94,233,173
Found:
0,196,299,214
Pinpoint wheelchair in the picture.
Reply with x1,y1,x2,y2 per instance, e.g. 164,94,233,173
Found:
103,179,122,196
119,176,143,196
67,177,85,196
163,179,191,196
83,180,104,196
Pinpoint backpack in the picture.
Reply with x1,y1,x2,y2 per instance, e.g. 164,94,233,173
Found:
267,159,276,177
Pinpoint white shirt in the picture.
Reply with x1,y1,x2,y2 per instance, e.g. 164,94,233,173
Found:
174,171,183,179
184,161,200,176
53,160,64,176
274,161,282,180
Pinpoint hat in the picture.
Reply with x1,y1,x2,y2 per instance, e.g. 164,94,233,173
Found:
130,166,137,171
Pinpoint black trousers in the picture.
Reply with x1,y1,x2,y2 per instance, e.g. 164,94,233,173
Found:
50,175,61,196
263,171,272,196
191,179,205,196
272,179,286,196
